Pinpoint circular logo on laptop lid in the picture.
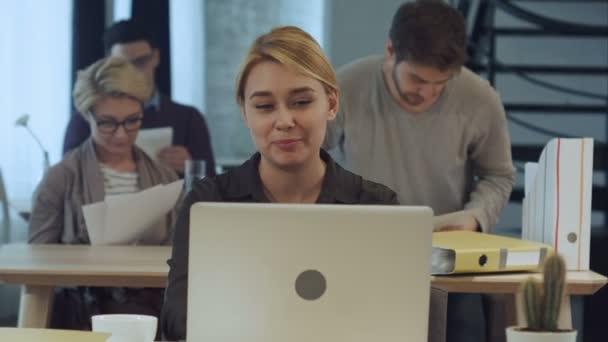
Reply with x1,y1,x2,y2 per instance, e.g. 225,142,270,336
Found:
295,269,326,300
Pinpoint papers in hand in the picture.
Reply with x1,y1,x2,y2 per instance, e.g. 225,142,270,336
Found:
135,127,173,160
82,180,183,245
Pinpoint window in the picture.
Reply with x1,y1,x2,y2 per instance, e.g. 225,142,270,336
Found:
0,1,72,209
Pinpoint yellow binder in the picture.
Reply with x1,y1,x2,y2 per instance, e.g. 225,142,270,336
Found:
432,231,553,275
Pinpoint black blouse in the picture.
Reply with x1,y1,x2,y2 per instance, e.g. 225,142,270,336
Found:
161,149,398,340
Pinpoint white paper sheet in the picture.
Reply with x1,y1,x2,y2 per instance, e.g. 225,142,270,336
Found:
82,201,107,244
82,180,183,245
135,127,173,160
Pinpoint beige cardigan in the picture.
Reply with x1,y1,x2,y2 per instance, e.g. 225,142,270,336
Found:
29,138,179,245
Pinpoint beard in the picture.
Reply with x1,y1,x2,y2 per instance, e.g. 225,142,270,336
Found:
402,93,424,106
391,66,424,106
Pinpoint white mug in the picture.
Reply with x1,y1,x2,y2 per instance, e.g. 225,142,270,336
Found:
92,314,157,342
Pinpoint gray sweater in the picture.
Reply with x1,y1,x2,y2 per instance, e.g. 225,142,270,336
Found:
325,56,515,232
29,138,178,245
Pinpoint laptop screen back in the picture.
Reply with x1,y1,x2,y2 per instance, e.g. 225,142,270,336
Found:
187,203,433,342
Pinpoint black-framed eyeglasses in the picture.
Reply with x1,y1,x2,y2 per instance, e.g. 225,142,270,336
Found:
89,112,143,134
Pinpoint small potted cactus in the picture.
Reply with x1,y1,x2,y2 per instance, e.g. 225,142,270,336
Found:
506,254,577,342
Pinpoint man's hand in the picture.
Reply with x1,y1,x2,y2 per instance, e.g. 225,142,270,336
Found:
158,145,191,173
433,210,480,232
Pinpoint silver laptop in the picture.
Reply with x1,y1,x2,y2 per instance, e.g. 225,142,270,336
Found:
187,203,433,342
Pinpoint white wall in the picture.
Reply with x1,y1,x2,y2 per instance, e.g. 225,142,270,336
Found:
201,0,325,163
325,0,405,69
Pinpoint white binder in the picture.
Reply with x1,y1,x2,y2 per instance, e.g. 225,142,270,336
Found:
522,138,593,270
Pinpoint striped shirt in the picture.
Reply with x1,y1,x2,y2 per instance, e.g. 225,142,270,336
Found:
100,164,139,195
100,163,141,301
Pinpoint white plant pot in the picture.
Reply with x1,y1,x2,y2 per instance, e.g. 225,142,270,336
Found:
506,327,577,342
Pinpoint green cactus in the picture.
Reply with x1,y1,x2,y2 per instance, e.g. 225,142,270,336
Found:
541,253,566,330
522,278,542,330
521,254,567,331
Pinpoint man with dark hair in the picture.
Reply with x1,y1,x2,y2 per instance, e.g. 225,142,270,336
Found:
325,1,515,341
64,20,216,176
327,0,514,234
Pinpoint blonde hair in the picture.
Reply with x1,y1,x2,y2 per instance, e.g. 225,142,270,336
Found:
73,56,151,116
235,26,338,105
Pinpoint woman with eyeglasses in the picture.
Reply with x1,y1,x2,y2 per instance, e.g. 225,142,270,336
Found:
28,56,178,332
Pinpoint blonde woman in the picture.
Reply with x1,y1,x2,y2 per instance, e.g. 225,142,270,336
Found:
162,26,398,340
29,56,178,332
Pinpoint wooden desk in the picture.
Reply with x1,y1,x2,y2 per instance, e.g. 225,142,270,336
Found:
0,327,110,341
432,271,608,330
431,271,607,295
1,243,606,330
0,244,170,328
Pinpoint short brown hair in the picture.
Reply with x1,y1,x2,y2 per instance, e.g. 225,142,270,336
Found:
389,0,467,71
235,26,338,105
73,56,151,116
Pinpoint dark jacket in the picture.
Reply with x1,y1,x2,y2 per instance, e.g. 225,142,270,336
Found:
161,150,398,340
63,94,216,176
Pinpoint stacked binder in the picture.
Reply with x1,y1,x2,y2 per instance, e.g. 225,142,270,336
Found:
432,231,553,275
522,138,593,270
